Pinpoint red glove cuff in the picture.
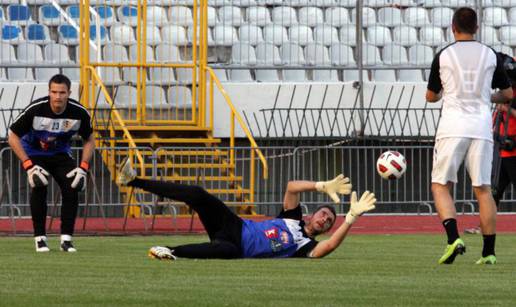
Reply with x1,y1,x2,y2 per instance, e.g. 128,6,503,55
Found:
22,159,34,170
80,161,89,171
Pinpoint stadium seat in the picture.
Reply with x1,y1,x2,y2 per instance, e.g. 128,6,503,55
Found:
483,7,509,27
113,86,138,115
493,0,516,6
382,44,409,65
255,68,280,82
288,25,314,46
111,24,136,45
239,24,264,46
208,0,232,7
167,86,193,109
161,25,189,46
213,25,238,46
335,0,357,7
168,6,193,26
44,43,72,63
145,25,162,46
420,0,442,7
129,43,155,62
149,67,176,85
75,46,102,62
509,8,516,25
351,7,376,27
1,24,23,44
231,0,258,7
499,26,516,46
492,43,514,56
103,43,128,61
287,0,311,7
203,6,218,27
0,68,6,81
313,24,339,46
363,44,382,65
305,43,338,81
440,0,475,6
325,8,350,27
0,42,16,63
7,4,32,26
271,6,298,26
231,43,257,65
65,5,81,24
209,68,228,81
480,26,500,45
398,69,424,82
218,6,244,26
256,42,282,65
420,26,445,47
146,6,168,27
329,43,355,65
431,7,453,28
8,67,34,81
25,23,51,45
100,67,123,85
35,67,60,81
365,0,390,7
117,6,138,27
229,69,254,81
343,70,369,82
366,26,393,47
90,25,109,45
39,5,65,26
246,6,271,26
393,25,419,46
339,24,363,47
404,7,430,27
263,24,288,46
155,43,182,62
298,7,324,26
372,70,396,82
187,27,215,46
58,25,79,45
408,44,434,65
17,42,44,63
378,7,403,27
312,0,339,6
145,85,168,114
279,42,306,81
95,5,117,26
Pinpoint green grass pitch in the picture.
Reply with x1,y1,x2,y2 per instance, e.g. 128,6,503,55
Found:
1,234,515,306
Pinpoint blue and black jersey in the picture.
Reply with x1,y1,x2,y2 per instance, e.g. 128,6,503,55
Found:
240,206,318,258
9,96,93,157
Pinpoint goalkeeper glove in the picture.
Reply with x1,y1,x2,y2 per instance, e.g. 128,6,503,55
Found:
345,191,376,225
315,174,352,203
66,161,89,191
23,159,49,188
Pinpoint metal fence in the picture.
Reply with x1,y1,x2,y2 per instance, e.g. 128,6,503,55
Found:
1,144,514,226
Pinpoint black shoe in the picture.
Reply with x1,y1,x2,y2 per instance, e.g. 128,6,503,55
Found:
60,241,77,252
35,236,50,252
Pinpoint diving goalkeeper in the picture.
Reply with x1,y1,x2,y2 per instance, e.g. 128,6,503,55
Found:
117,158,376,260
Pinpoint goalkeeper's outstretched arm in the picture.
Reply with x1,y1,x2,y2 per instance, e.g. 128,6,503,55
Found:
283,175,353,211
309,191,376,258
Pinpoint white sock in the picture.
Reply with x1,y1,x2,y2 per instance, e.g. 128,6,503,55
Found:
61,234,72,243
35,235,47,242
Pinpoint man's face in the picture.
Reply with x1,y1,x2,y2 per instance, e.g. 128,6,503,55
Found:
48,82,70,113
309,208,336,235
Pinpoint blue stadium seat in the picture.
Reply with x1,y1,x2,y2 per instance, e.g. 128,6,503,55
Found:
90,25,109,44
65,5,81,23
39,4,65,26
1,24,23,44
7,5,32,26
95,6,117,26
25,24,52,45
58,25,79,45
118,6,138,27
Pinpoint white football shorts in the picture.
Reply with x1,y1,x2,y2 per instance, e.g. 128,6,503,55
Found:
431,137,493,187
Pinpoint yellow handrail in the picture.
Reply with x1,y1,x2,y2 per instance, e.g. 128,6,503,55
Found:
206,66,268,179
84,65,145,173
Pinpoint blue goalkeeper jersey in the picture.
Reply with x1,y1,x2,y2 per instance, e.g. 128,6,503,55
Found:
240,206,317,258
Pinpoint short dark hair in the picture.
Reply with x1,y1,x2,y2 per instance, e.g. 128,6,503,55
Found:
452,7,477,35
49,74,71,91
314,205,337,220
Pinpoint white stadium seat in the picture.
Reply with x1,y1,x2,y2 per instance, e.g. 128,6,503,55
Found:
404,7,430,27
246,6,271,26
483,7,509,27
363,44,382,65
272,6,298,26
288,25,314,46
213,25,238,46
231,43,257,65
239,24,264,46
393,26,419,47
408,44,434,65
499,26,516,46
263,24,288,46
325,7,350,27
168,6,193,26
218,6,244,26
431,7,453,28
372,70,396,82
378,7,403,27
382,44,409,65
480,26,500,45
298,7,324,26
398,69,424,82
367,26,393,47
329,43,355,65
351,7,376,27
420,26,445,47
313,24,339,46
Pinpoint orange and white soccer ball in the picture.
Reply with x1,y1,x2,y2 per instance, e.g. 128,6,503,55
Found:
376,150,407,180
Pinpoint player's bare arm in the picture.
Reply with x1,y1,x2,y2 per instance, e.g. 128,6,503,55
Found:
491,87,513,104
426,90,442,103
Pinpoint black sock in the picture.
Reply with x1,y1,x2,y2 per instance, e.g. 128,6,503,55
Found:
442,218,459,244
482,234,496,257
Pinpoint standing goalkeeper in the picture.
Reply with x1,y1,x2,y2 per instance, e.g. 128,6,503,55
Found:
8,74,95,253
117,158,376,260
